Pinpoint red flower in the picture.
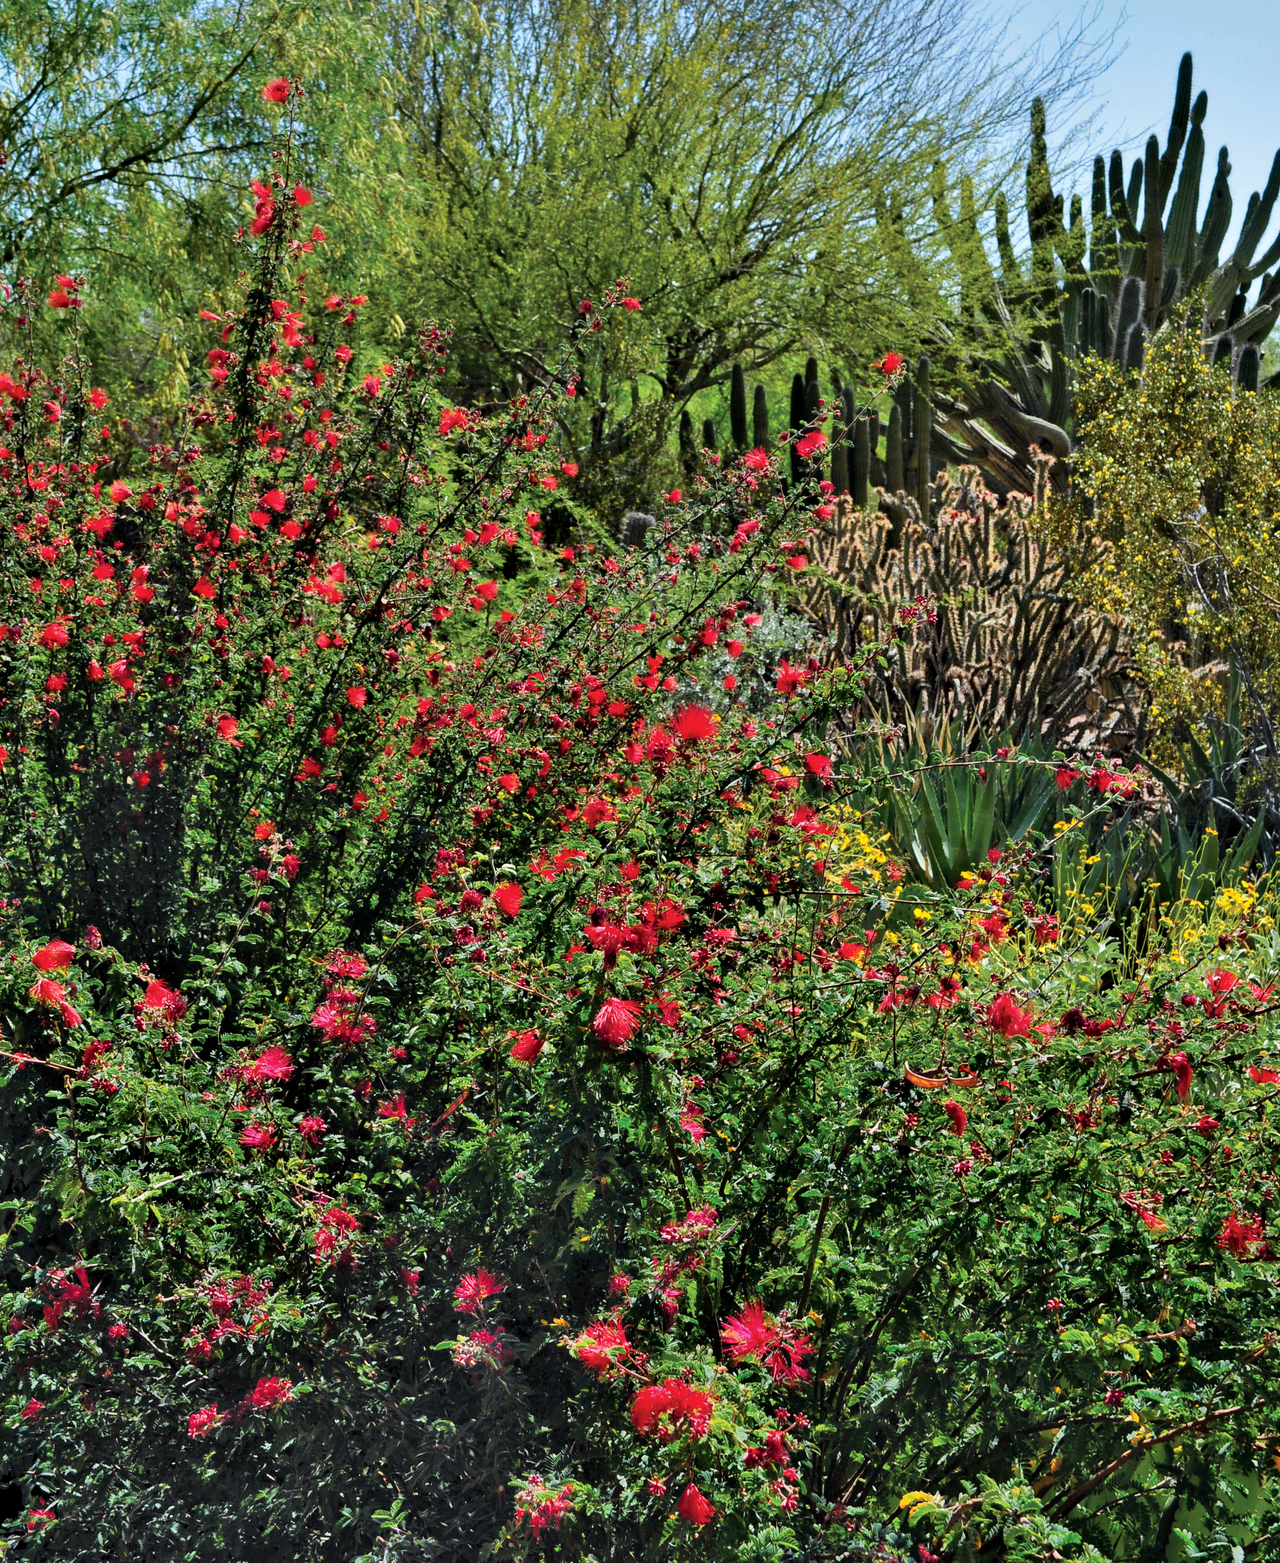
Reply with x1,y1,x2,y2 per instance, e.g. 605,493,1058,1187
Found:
28,977,81,1027
793,430,827,460
943,1099,967,1137
743,447,771,472
676,1483,716,1525
592,997,643,1049
509,1028,545,1064
188,1405,222,1438
1055,766,1080,791
239,1121,277,1152
630,1378,714,1441
569,1318,631,1378
621,297,642,312
299,1115,326,1145
720,1299,813,1382
987,992,1033,1037
439,407,470,436
672,704,717,742
216,716,242,747
245,1375,292,1409
454,1269,504,1314
33,940,74,971
1247,1065,1280,1084
804,752,833,783
262,78,290,103
493,882,523,917
1218,1211,1266,1258
877,351,905,375
1167,1051,1194,1100
346,685,367,708
293,184,312,206
1203,968,1239,1017
245,1046,293,1082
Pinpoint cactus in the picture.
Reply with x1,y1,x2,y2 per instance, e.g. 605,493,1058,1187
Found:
789,372,805,485
914,356,932,515
679,408,696,479
798,470,1140,746
752,383,769,449
885,402,904,493
702,416,718,452
852,416,871,507
931,52,1280,492
730,362,748,449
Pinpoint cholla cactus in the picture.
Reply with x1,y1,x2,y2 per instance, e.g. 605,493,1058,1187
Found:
800,468,1143,748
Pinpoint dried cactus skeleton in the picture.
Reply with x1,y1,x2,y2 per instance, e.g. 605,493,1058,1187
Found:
800,470,1143,749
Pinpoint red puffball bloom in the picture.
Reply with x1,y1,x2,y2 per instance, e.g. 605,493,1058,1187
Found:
878,351,905,375
630,1379,714,1441
262,78,290,103
671,704,717,742
239,1122,277,1153
454,1268,504,1313
986,992,1034,1037
33,940,75,971
677,1483,716,1525
592,997,643,1049
493,882,523,917
943,1099,967,1136
294,184,312,206
621,297,642,312
509,1028,545,1064
245,1045,294,1082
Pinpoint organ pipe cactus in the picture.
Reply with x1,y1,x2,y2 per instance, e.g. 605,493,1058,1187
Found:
931,52,1280,492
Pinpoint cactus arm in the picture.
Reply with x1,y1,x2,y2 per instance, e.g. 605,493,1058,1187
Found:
752,383,768,449
1142,136,1165,327
1165,115,1204,278
984,380,1070,457
1109,150,1143,245
729,362,748,449
915,357,932,517
1188,147,1232,289
1158,51,1194,209
1229,149,1280,270
994,191,1020,283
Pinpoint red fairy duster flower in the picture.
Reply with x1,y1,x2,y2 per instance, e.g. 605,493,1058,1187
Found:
239,1122,277,1153
986,992,1033,1037
720,1300,814,1382
262,78,290,103
245,1046,294,1082
188,1405,221,1438
216,716,242,747
493,882,523,917
672,704,717,742
943,1099,967,1136
28,977,81,1027
804,752,833,783
1218,1211,1266,1258
630,1378,714,1441
1168,1051,1194,1100
569,1317,630,1378
33,940,74,971
509,1028,545,1064
453,1269,504,1314
877,351,904,375
677,1483,716,1525
245,1375,292,1409
592,997,643,1049
721,1299,776,1362
793,429,827,459
439,406,470,436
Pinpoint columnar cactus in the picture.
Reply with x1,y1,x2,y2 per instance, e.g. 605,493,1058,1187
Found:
931,52,1280,492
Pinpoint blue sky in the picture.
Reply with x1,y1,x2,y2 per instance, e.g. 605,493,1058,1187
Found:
1002,0,1280,234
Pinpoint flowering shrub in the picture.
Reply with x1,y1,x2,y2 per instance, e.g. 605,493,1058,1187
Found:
2,148,1280,1563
